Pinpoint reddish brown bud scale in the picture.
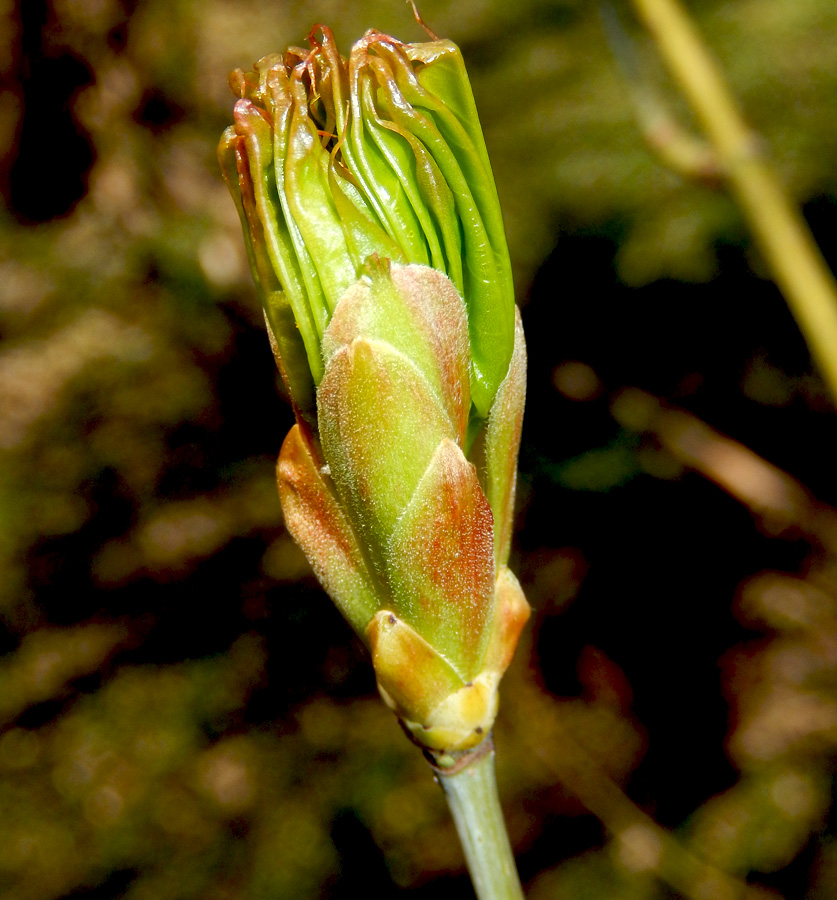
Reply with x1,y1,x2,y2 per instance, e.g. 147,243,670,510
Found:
277,422,380,636
385,439,495,677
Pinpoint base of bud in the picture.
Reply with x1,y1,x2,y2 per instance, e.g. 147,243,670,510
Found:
377,669,500,753
421,731,494,774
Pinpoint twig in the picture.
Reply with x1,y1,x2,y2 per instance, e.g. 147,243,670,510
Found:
600,1,721,182
435,739,526,900
629,0,837,404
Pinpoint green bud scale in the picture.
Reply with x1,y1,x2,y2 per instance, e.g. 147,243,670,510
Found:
220,26,529,753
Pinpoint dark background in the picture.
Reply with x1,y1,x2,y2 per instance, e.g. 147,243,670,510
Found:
1,1,837,898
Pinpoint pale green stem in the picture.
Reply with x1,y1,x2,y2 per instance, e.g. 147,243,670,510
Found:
631,0,837,404
436,742,525,900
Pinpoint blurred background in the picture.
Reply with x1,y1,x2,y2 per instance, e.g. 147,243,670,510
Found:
2,0,837,898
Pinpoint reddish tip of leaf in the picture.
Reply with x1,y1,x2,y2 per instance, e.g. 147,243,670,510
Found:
233,97,272,131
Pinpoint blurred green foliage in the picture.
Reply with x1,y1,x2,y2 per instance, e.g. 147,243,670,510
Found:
2,0,837,898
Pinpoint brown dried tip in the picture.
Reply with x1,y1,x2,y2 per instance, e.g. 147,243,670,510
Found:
408,0,440,40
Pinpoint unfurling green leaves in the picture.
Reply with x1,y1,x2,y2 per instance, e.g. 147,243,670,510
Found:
219,26,514,420
222,26,528,753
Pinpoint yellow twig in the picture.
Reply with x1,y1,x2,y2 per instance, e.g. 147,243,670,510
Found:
630,0,837,404
600,2,721,182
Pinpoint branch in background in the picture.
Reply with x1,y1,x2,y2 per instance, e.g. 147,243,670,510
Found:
622,0,837,404
508,673,784,900
611,387,837,555
599,1,721,183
